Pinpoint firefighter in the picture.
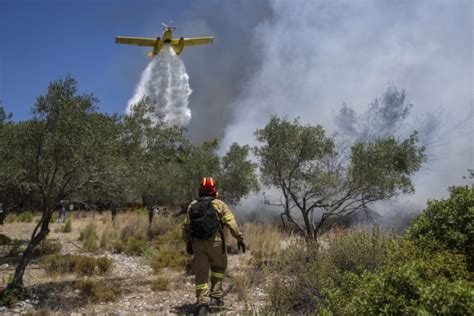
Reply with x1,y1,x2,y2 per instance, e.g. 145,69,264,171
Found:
183,177,246,314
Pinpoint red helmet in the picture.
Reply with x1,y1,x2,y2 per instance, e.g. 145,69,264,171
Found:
199,177,217,196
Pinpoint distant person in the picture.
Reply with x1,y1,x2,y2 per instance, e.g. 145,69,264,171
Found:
182,177,246,314
59,202,67,223
0,203,4,224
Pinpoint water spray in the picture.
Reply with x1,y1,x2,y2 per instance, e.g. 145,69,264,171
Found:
127,45,192,127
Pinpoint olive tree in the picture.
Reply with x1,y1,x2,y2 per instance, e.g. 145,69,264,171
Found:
4,76,119,291
255,116,426,240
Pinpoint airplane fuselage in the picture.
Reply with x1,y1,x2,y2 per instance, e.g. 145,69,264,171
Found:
162,28,173,43
115,26,213,58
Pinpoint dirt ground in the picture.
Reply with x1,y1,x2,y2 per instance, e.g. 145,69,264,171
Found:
0,213,267,315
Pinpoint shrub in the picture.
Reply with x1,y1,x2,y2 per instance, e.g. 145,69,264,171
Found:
33,239,62,257
0,287,22,307
18,211,33,223
146,225,189,271
79,223,98,252
4,212,33,223
96,256,113,274
74,256,97,275
74,279,120,302
42,254,75,274
42,254,112,276
123,236,149,256
243,223,284,266
146,244,189,272
265,227,395,314
0,234,12,246
61,218,72,233
324,226,394,274
407,185,474,270
322,240,474,315
151,276,170,291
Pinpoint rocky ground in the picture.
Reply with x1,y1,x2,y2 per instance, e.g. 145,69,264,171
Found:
0,216,269,315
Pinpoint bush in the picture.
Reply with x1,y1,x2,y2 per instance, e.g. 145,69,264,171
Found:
322,240,474,315
146,244,189,272
79,223,98,252
42,254,112,276
0,234,12,246
0,287,22,307
265,227,395,314
407,185,474,270
33,239,62,257
146,225,189,271
96,256,113,274
243,223,284,266
61,218,72,233
151,276,170,291
74,279,120,302
324,226,394,274
5,211,33,223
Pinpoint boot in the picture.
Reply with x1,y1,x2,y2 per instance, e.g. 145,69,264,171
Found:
209,297,224,308
193,304,208,316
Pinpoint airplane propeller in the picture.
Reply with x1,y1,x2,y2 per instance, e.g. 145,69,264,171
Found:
161,22,176,30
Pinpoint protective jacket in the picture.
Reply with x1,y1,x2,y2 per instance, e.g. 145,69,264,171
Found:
182,198,243,243
182,197,243,306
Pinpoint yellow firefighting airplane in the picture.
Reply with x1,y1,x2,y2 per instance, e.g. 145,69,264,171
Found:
115,23,214,57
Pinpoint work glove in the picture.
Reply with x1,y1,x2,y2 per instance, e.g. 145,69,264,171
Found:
186,242,193,255
237,238,246,253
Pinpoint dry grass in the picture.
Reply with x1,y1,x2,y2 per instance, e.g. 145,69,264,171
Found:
41,254,113,276
243,222,286,266
74,278,121,302
229,254,263,302
151,275,170,291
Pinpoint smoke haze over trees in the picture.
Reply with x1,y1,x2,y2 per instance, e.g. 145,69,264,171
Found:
170,0,472,207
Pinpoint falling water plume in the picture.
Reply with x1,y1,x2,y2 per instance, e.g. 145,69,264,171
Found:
127,45,192,127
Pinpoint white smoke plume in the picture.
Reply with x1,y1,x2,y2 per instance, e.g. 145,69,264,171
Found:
127,45,192,127
216,0,472,207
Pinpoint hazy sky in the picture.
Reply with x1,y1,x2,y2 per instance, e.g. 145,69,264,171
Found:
1,0,473,205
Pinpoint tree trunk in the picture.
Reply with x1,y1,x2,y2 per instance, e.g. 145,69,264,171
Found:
8,209,53,290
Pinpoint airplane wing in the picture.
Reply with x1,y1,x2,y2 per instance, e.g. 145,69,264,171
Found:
172,37,214,46
115,36,156,47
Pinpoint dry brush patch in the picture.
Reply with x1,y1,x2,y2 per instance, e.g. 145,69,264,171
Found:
41,254,113,276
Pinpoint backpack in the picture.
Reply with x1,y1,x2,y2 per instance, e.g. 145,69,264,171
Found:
189,197,221,239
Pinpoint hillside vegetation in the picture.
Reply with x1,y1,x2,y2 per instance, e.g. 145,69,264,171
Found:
1,76,472,313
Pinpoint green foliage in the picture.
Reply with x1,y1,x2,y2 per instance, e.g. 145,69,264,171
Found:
74,279,120,302
61,218,72,233
349,132,426,197
219,143,259,204
407,185,474,270
5,212,33,223
0,234,12,246
42,254,112,275
79,223,98,252
33,239,62,257
324,226,394,274
96,257,113,274
121,236,149,256
146,226,189,271
146,244,189,272
322,240,474,315
0,287,22,307
266,227,395,313
254,115,425,239
151,276,170,291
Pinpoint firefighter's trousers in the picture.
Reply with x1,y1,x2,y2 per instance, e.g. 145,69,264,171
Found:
192,239,227,305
